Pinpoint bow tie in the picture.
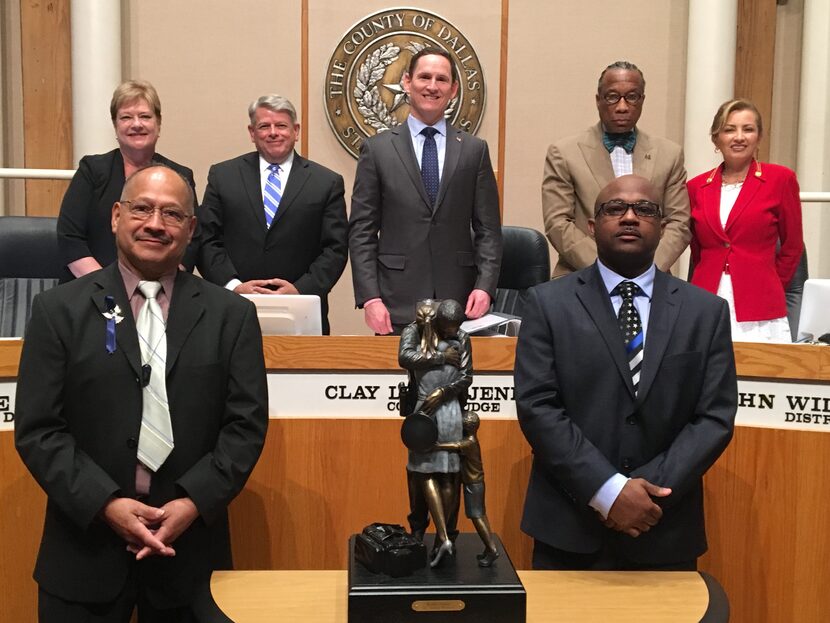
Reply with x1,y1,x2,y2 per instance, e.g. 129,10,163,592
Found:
602,131,636,154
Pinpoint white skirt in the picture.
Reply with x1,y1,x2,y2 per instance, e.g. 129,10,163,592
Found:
716,274,792,343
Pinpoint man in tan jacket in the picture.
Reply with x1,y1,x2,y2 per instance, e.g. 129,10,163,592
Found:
542,61,690,277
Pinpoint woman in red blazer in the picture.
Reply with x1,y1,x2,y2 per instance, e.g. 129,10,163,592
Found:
687,99,803,342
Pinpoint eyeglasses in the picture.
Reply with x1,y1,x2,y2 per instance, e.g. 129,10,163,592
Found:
596,200,662,219
121,201,191,226
601,92,644,105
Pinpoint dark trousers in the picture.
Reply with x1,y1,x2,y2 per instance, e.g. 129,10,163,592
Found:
532,538,697,571
38,575,230,623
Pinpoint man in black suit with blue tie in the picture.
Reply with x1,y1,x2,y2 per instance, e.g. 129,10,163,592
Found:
197,94,348,334
515,174,737,570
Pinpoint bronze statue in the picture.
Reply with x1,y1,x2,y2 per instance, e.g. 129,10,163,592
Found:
433,411,500,567
399,299,471,567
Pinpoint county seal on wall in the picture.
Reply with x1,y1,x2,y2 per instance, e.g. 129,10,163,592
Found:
324,8,486,158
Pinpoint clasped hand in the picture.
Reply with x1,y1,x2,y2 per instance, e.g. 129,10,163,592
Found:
601,478,671,538
101,496,199,560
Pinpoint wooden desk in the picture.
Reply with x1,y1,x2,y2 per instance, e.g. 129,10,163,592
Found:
210,569,723,622
2,338,830,622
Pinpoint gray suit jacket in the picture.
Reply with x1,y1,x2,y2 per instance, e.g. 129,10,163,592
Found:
514,265,736,564
349,122,502,326
541,123,691,276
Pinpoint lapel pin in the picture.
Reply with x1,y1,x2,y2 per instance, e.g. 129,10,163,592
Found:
456,136,462,142
102,295,123,355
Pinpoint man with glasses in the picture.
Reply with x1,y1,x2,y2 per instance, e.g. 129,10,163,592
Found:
197,94,348,334
15,164,268,621
515,175,736,570
542,61,690,277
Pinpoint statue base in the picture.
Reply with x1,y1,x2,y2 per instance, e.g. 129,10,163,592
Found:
348,533,526,622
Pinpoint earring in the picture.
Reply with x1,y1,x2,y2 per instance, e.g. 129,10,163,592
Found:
714,147,720,153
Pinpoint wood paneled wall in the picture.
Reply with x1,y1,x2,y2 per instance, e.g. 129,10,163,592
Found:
3,339,830,621
19,0,72,215
735,0,778,162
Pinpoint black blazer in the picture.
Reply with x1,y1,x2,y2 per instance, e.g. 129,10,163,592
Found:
514,265,737,564
197,151,348,334
57,149,198,281
349,122,502,326
14,264,268,607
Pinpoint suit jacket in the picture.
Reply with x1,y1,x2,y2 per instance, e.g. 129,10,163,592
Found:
349,122,502,326
514,264,736,564
687,161,803,322
541,123,691,276
14,263,268,607
197,151,348,334
57,148,198,280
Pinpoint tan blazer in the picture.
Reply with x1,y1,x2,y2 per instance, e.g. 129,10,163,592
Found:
541,123,690,277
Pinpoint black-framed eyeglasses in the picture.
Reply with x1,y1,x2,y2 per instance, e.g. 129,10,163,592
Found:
602,92,644,105
596,200,661,219
121,200,190,227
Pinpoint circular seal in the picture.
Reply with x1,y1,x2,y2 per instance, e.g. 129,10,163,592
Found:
324,8,486,158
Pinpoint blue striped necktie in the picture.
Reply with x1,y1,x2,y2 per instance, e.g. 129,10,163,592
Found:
420,127,439,207
616,281,644,394
263,163,282,228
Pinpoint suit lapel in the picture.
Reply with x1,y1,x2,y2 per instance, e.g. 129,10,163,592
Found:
636,270,681,404
579,125,615,191
632,130,655,180
165,272,204,375
576,265,635,396
270,152,310,230
434,126,462,212
724,161,763,232
90,264,142,379
391,126,433,210
700,168,730,242
240,152,268,231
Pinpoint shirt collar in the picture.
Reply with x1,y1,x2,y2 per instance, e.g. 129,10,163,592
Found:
118,260,176,300
407,115,447,139
259,151,294,174
596,259,655,300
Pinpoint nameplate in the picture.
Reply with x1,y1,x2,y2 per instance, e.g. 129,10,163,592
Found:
1,377,829,432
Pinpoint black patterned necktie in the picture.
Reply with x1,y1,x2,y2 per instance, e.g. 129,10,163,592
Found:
420,127,439,206
616,281,643,394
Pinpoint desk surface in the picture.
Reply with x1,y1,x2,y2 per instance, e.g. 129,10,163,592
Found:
210,569,717,622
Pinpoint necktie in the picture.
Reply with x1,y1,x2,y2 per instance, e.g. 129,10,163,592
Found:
135,281,174,471
602,131,636,154
263,163,282,228
616,281,644,394
420,127,439,207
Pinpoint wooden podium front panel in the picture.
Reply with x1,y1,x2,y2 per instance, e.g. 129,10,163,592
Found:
4,338,830,621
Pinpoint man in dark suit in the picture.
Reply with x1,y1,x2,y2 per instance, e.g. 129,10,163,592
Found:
349,47,502,334
15,164,268,621
515,174,736,570
197,94,348,334
542,61,690,277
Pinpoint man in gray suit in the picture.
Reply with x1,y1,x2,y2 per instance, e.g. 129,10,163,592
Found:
349,47,502,334
542,61,690,277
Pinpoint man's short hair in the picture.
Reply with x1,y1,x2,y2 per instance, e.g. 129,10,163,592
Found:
110,80,162,123
248,94,298,125
597,61,646,92
121,163,196,214
407,47,459,84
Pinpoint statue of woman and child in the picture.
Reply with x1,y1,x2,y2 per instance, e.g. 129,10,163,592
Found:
398,298,500,568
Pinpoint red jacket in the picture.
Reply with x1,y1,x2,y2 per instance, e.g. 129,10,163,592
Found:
687,161,803,322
